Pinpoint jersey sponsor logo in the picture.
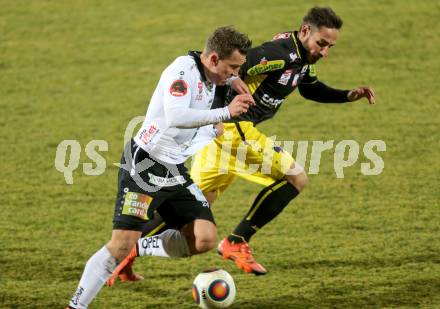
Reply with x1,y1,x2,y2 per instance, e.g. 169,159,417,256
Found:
122,192,153,220
195,81,204,100
272,32,291,41
148,173,186,187
247,58,285,76
278,69,293,86
292,65,312,87
260,93,284,108
141,236,159,250
291,73,300,87
301,65,309,73
170,79,188,96
138,125,158,144
289,52,298,63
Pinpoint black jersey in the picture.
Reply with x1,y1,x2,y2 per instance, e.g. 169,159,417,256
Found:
213,31,350,125
228,31,318,125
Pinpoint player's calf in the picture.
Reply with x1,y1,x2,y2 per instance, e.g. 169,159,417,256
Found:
226,164,306,248
106,230,142,262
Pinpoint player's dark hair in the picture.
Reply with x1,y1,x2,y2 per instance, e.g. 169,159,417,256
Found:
205,26,252,59
302,6,343,29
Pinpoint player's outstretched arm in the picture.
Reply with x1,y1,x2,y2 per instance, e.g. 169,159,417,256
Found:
164,93,253,129
347,87,376,104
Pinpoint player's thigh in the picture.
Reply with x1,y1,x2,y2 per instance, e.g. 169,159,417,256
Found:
157,183,216,231
234,123,295,184
113,141,160,232
190,138,236,195
113,139,181,236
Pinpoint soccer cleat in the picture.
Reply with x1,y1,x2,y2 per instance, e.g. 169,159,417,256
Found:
217,238,267,275
106,245,144,287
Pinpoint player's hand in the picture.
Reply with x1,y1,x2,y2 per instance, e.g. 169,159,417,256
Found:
231,77,250,94
228,94,255,117
213,122,224,137
348,87,376,104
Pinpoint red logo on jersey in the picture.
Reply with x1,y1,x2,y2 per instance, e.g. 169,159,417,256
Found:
272,32,292,41
198,82,203,94
170,80,188,97
139,125,158,144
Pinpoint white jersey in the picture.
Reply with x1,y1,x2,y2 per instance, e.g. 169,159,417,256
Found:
134,52,230,164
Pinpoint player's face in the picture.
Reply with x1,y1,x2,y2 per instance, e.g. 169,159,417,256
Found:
210,50,246,85
300,25,339,64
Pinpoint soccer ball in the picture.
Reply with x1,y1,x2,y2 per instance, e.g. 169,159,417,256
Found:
192,269,236,308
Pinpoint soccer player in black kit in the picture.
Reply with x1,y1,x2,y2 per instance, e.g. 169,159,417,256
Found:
109,6,375,283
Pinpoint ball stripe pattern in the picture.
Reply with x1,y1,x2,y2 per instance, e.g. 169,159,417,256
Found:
208,279,229,302
192,284,200,304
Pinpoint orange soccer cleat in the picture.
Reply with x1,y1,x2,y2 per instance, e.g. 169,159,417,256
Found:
106,246,144,287
217,238,267,275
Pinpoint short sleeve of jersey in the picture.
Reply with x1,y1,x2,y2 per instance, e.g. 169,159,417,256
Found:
162,58,193,111
300,64,318,84
240,40,291,77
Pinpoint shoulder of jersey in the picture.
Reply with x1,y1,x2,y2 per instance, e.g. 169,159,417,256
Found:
165,56,199,97
271,31,293,41
169,56,199,77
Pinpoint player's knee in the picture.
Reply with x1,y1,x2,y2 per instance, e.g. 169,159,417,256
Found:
285,170,308,192
183,220,217,255
194,226,217,253
195,236,217,253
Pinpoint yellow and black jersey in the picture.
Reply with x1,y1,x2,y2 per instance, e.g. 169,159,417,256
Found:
217,31,350,125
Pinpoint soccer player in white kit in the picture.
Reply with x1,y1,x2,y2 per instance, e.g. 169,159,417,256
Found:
67,26,253,309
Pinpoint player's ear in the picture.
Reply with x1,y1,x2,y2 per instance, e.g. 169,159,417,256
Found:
209,53,220,67
300,24,311,38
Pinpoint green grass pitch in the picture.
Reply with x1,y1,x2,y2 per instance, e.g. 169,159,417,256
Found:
1,0,439,308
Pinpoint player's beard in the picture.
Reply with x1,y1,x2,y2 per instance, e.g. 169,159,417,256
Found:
303,37,321,64
307,53,321,64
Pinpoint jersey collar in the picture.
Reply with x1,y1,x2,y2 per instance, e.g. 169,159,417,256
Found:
188,51,208,82
291,31,308,63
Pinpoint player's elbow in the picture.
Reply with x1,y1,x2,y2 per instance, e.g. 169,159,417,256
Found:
165,110,197,128
165,117,178,128
298,84,306,96
165,113,185,128
298,84,313,100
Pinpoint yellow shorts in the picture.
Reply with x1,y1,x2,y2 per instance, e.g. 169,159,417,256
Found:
190,122,295,194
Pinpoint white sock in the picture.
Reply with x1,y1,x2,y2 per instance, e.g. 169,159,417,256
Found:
137,229,190,258
69,246,117,309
